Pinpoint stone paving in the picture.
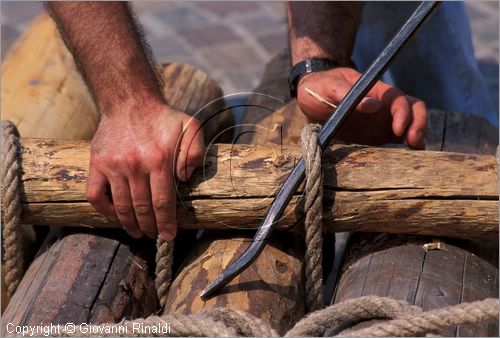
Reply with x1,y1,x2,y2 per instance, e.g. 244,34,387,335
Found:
1,1,498,109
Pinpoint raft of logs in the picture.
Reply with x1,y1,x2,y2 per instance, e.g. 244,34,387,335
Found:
2,13,499,337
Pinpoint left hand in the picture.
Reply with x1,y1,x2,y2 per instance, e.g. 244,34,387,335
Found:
296,67,428,149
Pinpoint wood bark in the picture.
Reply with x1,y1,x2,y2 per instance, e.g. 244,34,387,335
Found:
14,137,498,240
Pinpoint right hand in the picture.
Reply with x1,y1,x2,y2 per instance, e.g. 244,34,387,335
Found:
85,104,204,240
296,67,428,149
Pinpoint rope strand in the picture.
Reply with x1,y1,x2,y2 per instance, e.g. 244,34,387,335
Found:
300,124,325,312
1,121,25,297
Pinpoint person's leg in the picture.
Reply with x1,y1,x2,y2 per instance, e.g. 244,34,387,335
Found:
353,2,498,127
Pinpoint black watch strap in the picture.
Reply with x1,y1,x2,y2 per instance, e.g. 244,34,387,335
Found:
288,58,339,98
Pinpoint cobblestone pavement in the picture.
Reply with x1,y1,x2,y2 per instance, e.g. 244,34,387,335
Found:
1,1,498,109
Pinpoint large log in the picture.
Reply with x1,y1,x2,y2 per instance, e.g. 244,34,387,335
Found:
1,230,157,332
1,14,98,140
14,137,498,239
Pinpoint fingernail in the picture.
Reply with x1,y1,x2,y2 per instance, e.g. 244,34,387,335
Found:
160,228,176,241
361,97,378,105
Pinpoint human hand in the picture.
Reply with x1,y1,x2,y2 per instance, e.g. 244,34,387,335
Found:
85,104,203,240
296,67,427,149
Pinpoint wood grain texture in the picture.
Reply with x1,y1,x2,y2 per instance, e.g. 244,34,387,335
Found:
164,232,305,334
1,14,98,140
1,230,157,333
16,138,498,239
334,234,498,336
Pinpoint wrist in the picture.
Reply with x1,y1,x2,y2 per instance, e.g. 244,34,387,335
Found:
100,91,168,118
289,58,340,98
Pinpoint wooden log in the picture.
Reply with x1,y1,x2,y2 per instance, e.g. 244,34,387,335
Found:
164,232,305,334
1,13,98,140
242,49,499,336
13,137,498,240
1,229,157,331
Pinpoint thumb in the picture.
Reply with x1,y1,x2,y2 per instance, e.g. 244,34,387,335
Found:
176,117,204,182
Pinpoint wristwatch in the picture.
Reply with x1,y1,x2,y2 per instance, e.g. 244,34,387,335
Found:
288,58,339,98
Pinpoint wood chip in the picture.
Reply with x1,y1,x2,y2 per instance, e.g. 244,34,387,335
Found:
304,87,337,109
422,241,446,252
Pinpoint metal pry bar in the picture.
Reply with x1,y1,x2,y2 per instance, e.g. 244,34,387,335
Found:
201,1,441,300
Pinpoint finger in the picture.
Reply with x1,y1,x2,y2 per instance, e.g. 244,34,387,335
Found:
150,167,177,241
326,80,382,114
367,82,411,136
86,168,116,220
129,171,157,238
109,175,142,238
405,96,428,149
176,117,204,182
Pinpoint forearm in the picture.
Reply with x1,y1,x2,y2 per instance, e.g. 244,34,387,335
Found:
288,2,364,66
46,1,165,116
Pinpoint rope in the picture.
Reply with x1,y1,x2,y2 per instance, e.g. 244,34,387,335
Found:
286,295,421,336
2,121,498,337
300,123,324,312
51,296,498,337
155,237,173,310
1,121,25,297
346,297,499,337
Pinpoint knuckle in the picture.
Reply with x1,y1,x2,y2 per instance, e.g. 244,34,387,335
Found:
153,198,171,211
114,203,132,215
85,189,99,203
125,152,141,171
150,151,169,169
133,202,153,215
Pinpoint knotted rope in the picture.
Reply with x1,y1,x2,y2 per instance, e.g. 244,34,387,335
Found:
1,121,25,297
155,237,173,310
2,120,498,337
300,124,324,312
